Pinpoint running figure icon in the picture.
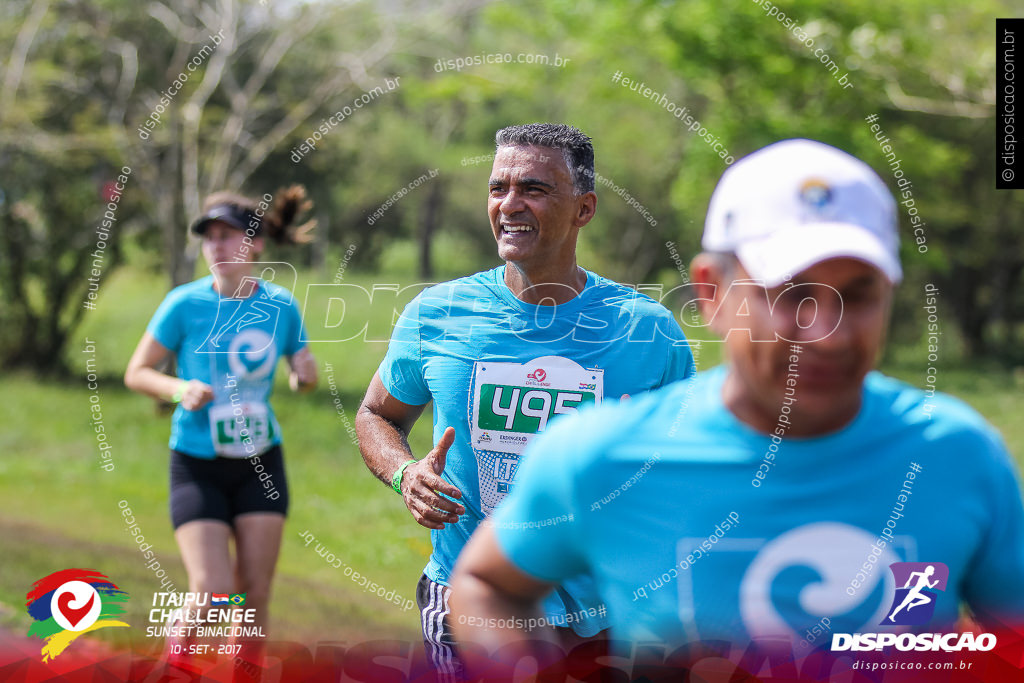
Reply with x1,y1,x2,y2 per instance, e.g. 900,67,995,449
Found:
888,565,940,622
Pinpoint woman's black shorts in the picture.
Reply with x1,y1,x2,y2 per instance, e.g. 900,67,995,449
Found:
170,445,289,529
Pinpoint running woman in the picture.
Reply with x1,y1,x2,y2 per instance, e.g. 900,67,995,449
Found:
125,186,317,667
356,124,695,680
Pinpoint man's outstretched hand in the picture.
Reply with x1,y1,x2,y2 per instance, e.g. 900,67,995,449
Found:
400,426,466,529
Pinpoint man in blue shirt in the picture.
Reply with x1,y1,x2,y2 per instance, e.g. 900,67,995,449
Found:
356,123,695,679
449,139,1024,678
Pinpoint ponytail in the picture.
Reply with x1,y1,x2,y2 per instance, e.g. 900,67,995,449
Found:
198,185,316,246
263,184,316,245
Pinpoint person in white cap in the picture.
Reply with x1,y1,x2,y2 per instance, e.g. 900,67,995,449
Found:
448,139,1024,675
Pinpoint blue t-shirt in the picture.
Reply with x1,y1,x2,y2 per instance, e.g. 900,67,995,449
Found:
146,275,307,459
378,265,695,635
494,365,1024,647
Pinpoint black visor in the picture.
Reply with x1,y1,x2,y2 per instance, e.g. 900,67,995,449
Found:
190,204,262,236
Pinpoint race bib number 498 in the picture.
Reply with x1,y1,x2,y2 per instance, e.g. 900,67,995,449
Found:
210,402,274,458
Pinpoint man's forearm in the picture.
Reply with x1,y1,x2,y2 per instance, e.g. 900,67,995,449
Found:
355,408,417,486
449,571,560,677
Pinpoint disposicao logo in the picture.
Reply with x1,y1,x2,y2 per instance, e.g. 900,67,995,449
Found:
25,569,129,661
831,561,996,653
883,562,947,626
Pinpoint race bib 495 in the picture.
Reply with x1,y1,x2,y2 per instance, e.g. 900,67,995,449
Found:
471,356,603,511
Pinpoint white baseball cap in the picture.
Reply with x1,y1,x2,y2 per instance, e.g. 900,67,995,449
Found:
702,138,901,287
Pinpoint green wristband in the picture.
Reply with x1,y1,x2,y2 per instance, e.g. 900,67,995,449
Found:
171,380,188,403
391,459,417,494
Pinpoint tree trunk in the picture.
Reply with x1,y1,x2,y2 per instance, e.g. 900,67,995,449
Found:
418,179,444,279
312,209,329,275
946,264,988,358
996,263,1022,353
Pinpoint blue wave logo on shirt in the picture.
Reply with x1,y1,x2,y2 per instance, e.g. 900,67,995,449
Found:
882,562,948,625
197,265,297,357
738,523,900,640
226,329,276,379
204,287,281,355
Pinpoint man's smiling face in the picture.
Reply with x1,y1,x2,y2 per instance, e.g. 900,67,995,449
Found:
487,144,589,270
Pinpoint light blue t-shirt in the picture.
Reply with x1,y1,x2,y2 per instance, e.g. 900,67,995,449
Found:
147,275,307,459
378,265,695,635
494,365,1024,647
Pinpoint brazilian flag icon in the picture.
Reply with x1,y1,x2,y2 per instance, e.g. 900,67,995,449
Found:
229,593,246,606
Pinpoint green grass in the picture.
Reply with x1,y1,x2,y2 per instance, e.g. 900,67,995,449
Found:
2,262,1022,652
2,265,434,649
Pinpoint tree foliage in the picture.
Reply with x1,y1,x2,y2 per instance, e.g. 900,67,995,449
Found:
0,0,1020,372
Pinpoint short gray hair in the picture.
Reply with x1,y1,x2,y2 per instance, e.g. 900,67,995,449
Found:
494,123,595,194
